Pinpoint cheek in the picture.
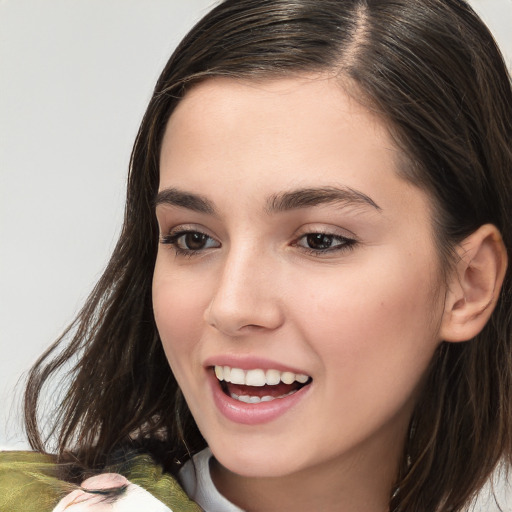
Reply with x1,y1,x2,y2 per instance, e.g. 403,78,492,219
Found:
152,262,210,373
294,262,443,439
292,249,443,386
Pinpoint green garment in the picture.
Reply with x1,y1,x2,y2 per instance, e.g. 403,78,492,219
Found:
0,451,202,512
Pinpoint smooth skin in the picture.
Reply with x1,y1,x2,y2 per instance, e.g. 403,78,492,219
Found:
153,76,506,512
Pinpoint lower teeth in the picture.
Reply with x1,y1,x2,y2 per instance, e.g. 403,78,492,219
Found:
230,390,297,403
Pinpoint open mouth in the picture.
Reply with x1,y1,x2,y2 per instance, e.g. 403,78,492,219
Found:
214,365,312,404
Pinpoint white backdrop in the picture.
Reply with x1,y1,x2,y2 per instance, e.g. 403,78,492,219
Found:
1,0,511,507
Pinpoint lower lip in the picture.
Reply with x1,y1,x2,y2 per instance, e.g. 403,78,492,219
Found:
208,371,311,425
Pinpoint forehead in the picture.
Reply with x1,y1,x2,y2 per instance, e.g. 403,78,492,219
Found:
162,77,394,173
159,76,431,220
165,75,388,142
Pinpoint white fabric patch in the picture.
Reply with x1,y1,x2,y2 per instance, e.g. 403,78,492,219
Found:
52,481,172,512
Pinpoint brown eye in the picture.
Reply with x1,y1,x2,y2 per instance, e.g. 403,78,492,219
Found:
295,232,356,254
305,233,335,250
161,230,220,254
182,232,209,250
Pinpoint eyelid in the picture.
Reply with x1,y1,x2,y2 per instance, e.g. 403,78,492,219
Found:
161,223,215,238
293,223,357,240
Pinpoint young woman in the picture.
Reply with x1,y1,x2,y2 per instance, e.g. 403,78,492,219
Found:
1,0,511,511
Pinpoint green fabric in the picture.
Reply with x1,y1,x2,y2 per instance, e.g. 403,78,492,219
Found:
0,451,202,512
115,454,201,512
0,451,70,512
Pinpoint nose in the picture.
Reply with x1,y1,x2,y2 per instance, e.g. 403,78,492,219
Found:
204,246,285,336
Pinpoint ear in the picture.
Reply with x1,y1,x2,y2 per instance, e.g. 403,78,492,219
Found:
440,224,508,343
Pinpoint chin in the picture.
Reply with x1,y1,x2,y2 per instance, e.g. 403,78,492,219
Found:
207,437,308,479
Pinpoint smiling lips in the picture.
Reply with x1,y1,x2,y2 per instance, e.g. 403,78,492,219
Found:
214,365,312,404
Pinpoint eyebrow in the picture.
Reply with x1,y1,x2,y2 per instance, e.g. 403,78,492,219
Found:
266,186,381,213
154,185,381,215
154,187,216,214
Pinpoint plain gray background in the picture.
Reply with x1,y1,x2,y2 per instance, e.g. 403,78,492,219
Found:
1,0,511,507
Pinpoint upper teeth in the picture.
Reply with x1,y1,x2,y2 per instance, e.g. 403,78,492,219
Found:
214,366,309,386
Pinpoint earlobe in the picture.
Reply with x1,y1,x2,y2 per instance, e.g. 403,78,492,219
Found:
440,224,508,343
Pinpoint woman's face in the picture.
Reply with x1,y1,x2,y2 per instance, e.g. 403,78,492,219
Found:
153,76,447,480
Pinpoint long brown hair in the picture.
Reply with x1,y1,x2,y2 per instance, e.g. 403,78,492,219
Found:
24,1,512,510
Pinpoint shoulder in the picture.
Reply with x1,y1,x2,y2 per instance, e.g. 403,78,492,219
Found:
0,451,201,512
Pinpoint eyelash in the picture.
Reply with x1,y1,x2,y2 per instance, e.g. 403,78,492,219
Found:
160,229,357,257
160,229,219,257
293,231,357,256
